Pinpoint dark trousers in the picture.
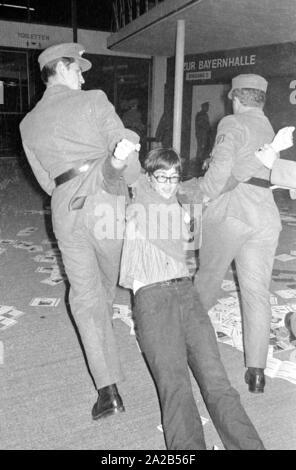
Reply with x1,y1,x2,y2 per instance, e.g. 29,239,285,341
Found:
51,179,125,389
134,278,264,450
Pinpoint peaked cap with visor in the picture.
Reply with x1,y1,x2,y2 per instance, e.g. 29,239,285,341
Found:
38,42,92,72
228,74,268,99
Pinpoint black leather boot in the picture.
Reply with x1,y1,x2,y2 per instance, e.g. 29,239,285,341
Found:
92,384,125,420
245,367,265,393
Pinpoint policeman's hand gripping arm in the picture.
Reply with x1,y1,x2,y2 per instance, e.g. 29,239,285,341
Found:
255,126,295,169
112,138,141,169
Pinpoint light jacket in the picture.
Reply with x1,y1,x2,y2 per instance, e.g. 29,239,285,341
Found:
20,84,140,196
198,107,281,231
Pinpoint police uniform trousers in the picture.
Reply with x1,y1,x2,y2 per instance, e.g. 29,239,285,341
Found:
195,216,280,369
134,278,264,450
51,177,125,389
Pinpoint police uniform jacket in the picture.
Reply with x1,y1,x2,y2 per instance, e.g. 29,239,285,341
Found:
198,107,281,232
20,85,140,197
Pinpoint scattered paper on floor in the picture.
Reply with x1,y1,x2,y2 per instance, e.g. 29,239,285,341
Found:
30,297,60,307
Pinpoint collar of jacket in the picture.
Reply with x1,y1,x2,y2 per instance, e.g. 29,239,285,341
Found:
44,84,81,97
236,107,265,116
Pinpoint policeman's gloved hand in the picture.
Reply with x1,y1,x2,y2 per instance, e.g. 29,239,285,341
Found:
114,139,141,160
255,144,279,169
271,126,295,152
255,126,295,170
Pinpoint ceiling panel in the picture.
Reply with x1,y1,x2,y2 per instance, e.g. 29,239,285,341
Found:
107,0,296,56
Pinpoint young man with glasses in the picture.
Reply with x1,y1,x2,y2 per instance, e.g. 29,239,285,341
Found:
119,147,264,450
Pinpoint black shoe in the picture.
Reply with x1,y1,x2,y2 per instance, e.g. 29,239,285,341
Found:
92,384,125,420
285,312,296,339
245,367,265,393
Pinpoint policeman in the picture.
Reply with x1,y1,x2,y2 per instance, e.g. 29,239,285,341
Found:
194,74,281,393
195,101,211,175
20,43,140,420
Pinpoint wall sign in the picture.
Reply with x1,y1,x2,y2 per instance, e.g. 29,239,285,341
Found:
17,32,50,49
185,54,256,74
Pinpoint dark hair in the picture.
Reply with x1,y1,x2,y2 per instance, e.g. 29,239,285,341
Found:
40,56,76,84
143,148,182,176
231,88,266,107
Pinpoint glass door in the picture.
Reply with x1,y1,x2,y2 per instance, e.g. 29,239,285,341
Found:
0,49,29,156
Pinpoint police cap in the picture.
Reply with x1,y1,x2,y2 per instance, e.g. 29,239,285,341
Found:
228,74,268,99
38,42,92,72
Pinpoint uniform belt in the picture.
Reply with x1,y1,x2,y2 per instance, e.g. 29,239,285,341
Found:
55,160,95,187
244,177,271,188
159,276,193,287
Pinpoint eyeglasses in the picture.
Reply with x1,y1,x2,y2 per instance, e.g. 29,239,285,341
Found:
152,174,181,184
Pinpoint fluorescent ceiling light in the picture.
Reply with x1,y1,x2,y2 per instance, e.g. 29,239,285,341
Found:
0,3,35,11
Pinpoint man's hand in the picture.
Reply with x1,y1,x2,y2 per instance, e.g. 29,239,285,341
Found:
255,144,279,169
114,138,141,160
112,139,141,169
255,127,295,170
271,126,295,152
